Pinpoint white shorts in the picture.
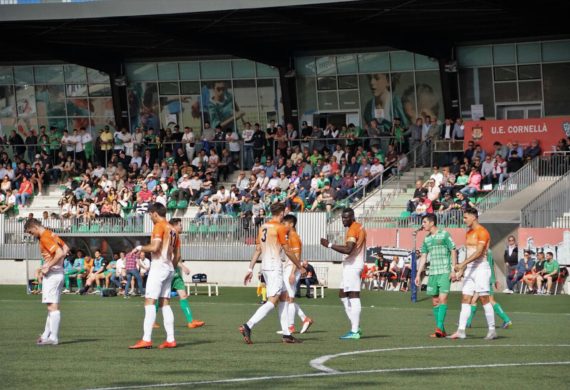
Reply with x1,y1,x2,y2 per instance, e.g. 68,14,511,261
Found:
462,266,491,296
42,272,64,304
340,267,362,293
283,264,301,298
145,262,175,300
262,269,284,298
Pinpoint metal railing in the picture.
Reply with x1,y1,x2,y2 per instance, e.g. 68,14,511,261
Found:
520,170,570,228
477,153,570,214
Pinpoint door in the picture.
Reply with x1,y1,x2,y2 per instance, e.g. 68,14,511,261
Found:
496,104,542,119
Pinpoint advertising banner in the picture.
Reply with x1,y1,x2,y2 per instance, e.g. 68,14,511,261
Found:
518,228,570,265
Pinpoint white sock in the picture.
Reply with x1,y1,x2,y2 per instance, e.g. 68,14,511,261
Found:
288,302,296,327
295,303,307,322
458,303,471,331
162,305,175,342
278,301,290,336
48,310,60,342
41,313,51,340
341,297,351,320
349,298,361,333
143,304,156,342
482,302,495,330
247,301,274,329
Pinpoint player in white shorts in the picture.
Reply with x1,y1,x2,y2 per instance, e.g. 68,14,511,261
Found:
129,203,180,349
240,203,306,344
321,207,367,340
25,218,70,346
449,207,497,340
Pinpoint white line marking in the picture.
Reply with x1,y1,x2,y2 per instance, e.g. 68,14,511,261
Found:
310,344,570,373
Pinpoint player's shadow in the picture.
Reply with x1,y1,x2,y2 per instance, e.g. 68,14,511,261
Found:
59,338,100,345
359,335,388,340
416,296,431,303
176,340,214,348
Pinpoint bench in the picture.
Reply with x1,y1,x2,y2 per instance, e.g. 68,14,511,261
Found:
185,281,219,297
299,265,328,299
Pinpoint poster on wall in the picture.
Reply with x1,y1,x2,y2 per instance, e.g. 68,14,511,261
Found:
464,117,570,152
201,80,239,131
127,82,159,132
518,228,570,265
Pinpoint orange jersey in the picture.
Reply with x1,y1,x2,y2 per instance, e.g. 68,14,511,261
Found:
344,221,366,269
257,220,288,271
285,229,302,266
465,224,491,269
151,219,178,268
39,229,66,270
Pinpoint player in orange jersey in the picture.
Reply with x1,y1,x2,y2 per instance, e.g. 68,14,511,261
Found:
25,218,70,346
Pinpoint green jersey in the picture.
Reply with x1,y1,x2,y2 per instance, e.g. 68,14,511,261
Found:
543,260,560,274
487,250,495,284
421,229,456,275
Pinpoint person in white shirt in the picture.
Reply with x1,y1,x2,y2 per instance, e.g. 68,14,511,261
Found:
426,180,441,202
91,163,105,179
131,149,142,168
61,130,75,157
441,118,453,140
226,128,240,167
114,128,130,153
182,127,196,162
428,165,444,188
0,190,16,213
242,122,255,169
267,171,280,191
137,252,151,281
333,144,345,163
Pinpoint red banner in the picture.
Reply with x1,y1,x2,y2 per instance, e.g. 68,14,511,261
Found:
463,117,570,153
366,228,467,249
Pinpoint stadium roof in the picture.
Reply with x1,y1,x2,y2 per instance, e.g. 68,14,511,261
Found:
1,0,569,74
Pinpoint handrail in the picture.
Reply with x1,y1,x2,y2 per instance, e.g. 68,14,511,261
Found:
520,170,570,227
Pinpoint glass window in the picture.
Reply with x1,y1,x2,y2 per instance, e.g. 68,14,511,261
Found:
66,98,89,117
90,97,113,117
339,90,359,110
518,81,542,101
232,79,259,130
0,86,15,126
493,44,515,65
295,57,316,76
517,42,541,64
127,63,157,81
338,75,358,90
457,46,492,67
541,40,570,62
200,61,231,79
336,54,357,74
256,63,278,78
518,65,540,80
66,84,88,97
390,51,413,71
317,76,337,91
232,59,255,78
494,82,518,102
158,63,179,80
159,82,179,95
179,62,200,80
16,85,37,117
14,66,34,85
257,79,279,123
494,66,516,81
414,71,444,120
317,91,339,111
180,81,200,95
35,85,65,116
543,62,570,115
316,56,337,75
414,54,439,70
34,65,64,84
0,67,14,84
87,68,109,84
296,77,317,116
358,52,389,73
89,84,112,97
459,67,495,118
527,109,542,118
64,65,86,83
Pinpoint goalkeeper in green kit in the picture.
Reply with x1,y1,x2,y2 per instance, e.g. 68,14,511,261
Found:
415,214,457,338
465,249,512,329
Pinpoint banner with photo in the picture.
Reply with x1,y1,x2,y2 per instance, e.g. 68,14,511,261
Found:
201,80,237,131
518,228,570,265
0,85,16,135
127,82,159,132
233,79,260,132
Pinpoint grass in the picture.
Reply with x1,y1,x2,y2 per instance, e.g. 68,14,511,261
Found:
0,285,569,389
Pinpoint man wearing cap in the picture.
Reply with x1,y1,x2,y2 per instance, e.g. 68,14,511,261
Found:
505,249,535,293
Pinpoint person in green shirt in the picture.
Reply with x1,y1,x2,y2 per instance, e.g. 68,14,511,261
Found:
415,213,457,338
537,251,560,295
465,249,512,329
391,117,406,153
63,251,85,292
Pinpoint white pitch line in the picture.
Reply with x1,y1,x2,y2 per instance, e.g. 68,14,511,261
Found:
309,344,570,373
84,361,570,390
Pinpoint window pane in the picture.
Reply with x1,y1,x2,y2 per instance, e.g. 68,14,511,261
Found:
180,81,200,95
232,59,255,78
316,56,337,75
528,109,542,118
66,84,88,97
159,82,179,95
518,65,540,80
391,51,413,71
16,85,36,117
457,46,492,67
179,62,200,80
543,62,570,115
493,44,515,65
0,67,14,84
494,82,518,102
257,79,279,124
90,97,113,117
232,79,259,131
541,40,570,62
317,76,337,91
200,61,231,79
338,75,358,89
126,63,157,82
358,52,389,73
159,97,181,127
336,54,357,74
35,85,65,116
89,84,112,97
0,86,15,123
494,66,516,81
518,81,542,101
87,68,109,84
34,65,64,84
295,57,316,76
506,110,524,119
459,67,495,118
517,42,541,64
296,77,317,116
414,71,444,120
317,91,338,111
201,80,234,130
64,65,86,83
256,63,278,78
14,66,34,85
414,54,439,70
339,90,359,110
66,98,90,117
158,63,179,80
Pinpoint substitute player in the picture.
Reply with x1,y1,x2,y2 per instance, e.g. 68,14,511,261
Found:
415,213,457,338
280,214,313,334
25,218,70,346
320,207,366,340
240,203,306,344
465,249,512,329
449,207,497,340
129,203,180,349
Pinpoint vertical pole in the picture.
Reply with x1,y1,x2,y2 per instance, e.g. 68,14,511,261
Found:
411,230,418,303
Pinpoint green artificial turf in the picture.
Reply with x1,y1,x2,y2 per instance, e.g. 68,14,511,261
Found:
0,286,569,389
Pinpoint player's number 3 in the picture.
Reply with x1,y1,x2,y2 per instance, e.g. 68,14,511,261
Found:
260,228,268,242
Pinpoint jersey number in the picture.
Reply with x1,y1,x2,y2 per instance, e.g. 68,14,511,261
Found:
170,230,177,249
261,228,268,242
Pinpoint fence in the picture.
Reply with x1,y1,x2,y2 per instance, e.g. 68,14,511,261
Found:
520,170,570,228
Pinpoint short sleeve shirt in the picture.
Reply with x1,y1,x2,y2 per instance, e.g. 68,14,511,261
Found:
465,225,491,270
421,229,455,275
344,222,366,269
258,221,288,271
39,229,66,271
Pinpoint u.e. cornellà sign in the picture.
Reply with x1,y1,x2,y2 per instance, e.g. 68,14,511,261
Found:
463,117,570,152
